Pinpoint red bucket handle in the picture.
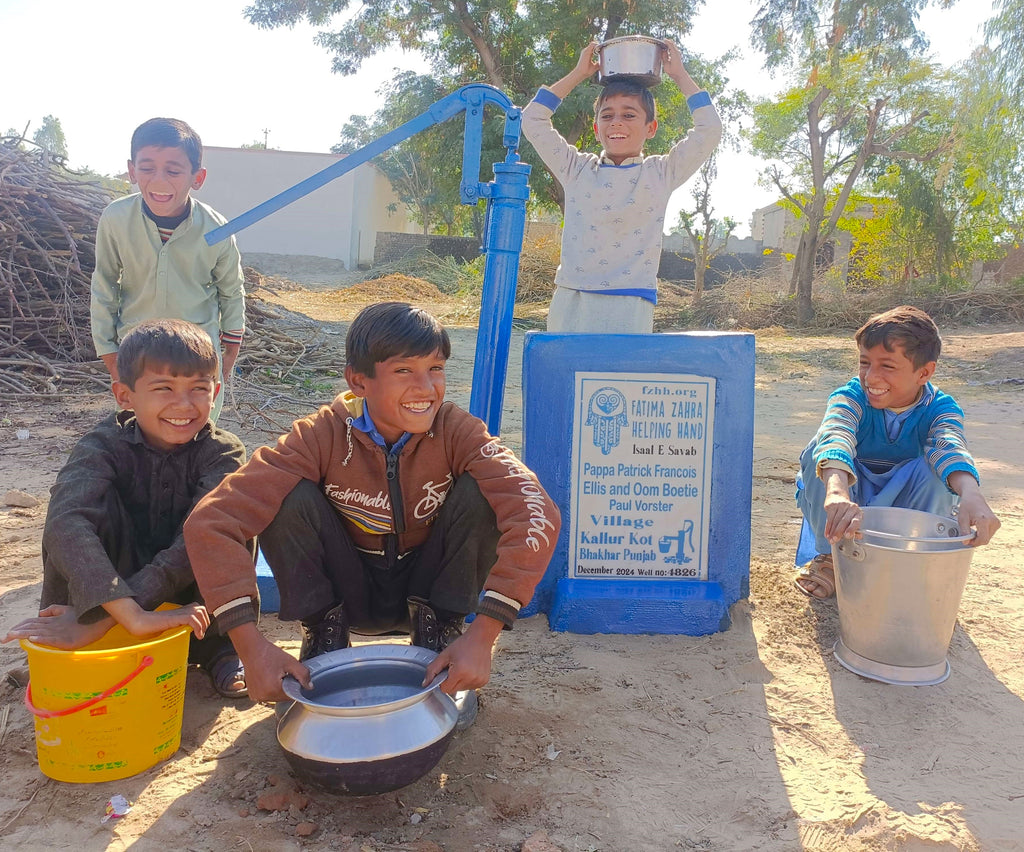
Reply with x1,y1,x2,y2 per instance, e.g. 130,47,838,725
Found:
24,655,155,719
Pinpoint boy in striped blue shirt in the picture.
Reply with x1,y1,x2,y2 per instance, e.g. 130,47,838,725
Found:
794,305,1001,599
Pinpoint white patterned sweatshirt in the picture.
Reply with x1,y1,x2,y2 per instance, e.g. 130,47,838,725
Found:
522,87,722,304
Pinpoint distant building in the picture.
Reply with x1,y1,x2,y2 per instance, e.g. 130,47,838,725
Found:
981,243,1024,285
194,146,416,269
661,232,761,256
751,200,876,281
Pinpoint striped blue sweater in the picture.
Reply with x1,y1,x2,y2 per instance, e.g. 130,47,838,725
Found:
812,378,978,492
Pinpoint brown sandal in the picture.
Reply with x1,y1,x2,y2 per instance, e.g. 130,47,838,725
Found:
794,554,835,599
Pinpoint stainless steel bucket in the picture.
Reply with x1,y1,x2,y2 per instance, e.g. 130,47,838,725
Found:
597,36,666,87
832,507,975,685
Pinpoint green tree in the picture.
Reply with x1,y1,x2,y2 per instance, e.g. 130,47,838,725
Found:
32,114,68,159
986,0,1024,104
244,0,697,93
671,51,748,304
243,1,708,212
334,70,488,236
863,47,1022,284
748,0,945,324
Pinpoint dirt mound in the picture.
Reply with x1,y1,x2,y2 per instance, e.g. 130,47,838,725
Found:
258,272,479,326
335,273,446,303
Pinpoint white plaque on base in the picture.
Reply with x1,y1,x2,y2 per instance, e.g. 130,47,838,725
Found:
569,372,716,581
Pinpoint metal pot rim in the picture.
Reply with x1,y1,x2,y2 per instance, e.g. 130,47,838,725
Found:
282,644,448,716
599,35,667,48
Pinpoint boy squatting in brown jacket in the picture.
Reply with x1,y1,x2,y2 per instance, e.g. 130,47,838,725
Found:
184,303,560,703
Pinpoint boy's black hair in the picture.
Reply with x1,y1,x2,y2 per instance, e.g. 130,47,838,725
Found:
116,320,219,390
130,117,203,173
855,305,941,368
345,303,451,376
594,80,657,124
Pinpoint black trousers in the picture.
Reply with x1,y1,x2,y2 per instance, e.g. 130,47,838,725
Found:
257,474,500,634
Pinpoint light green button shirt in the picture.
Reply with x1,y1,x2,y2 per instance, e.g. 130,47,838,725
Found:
90,193,245,357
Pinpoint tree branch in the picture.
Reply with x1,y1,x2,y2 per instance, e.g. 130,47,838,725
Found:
769,168,808,214
450,0,504,88
824,98,884,236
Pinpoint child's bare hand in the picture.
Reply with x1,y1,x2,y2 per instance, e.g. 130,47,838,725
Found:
574,40,601,81
162,603,210,638
422,616,502,694
118,602,210,639
661,40,684,74
2,605,112,649
238,636,311,702
956,491,1001,546
660,39,700,95
823,494,863,544
424,634,491,694
821,467,861,544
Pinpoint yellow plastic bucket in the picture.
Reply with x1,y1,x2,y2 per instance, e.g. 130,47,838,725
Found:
21,621,190,783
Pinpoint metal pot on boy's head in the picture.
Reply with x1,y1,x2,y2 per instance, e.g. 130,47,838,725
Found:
276,644,459,796
597,36,667,88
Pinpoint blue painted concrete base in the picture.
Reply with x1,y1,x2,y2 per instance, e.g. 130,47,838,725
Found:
549,578,731,635
255,548,280,614
522,331,755,635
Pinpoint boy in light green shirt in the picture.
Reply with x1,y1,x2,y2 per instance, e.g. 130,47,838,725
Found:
91,117,245,420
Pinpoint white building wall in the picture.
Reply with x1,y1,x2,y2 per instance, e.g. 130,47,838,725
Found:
751,203,797,252
194,146,414,269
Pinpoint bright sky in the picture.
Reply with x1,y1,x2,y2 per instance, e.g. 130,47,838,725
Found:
3,0,992,239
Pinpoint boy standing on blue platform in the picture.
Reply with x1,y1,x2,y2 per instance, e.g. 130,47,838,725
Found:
91,117,245,421
794,306,1001,599
522,40,722,333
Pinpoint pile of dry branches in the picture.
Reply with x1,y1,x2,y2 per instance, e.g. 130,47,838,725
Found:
0,139,117,394
512,234,558,303
0,141,339,401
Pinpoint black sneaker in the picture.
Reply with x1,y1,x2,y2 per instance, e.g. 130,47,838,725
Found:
407,596,464,652
407,597,477,729
299,603,350,661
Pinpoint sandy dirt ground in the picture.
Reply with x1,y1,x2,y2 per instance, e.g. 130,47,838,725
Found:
1,258,1022,851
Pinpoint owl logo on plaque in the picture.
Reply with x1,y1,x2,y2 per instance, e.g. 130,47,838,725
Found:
586,386,628,455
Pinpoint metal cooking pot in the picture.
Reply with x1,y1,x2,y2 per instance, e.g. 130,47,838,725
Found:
597,35,667,87
277,644,458,795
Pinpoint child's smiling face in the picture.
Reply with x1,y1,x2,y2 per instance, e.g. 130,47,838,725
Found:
858,342,935,409
345,350,447,443
114,365,218,451
128,145,206,218
594,93,658,164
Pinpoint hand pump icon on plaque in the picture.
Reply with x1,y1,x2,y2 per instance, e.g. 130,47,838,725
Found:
659,520,695,564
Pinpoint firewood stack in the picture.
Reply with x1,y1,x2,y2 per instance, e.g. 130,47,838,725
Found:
0,138,119,395
0,140,333,401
